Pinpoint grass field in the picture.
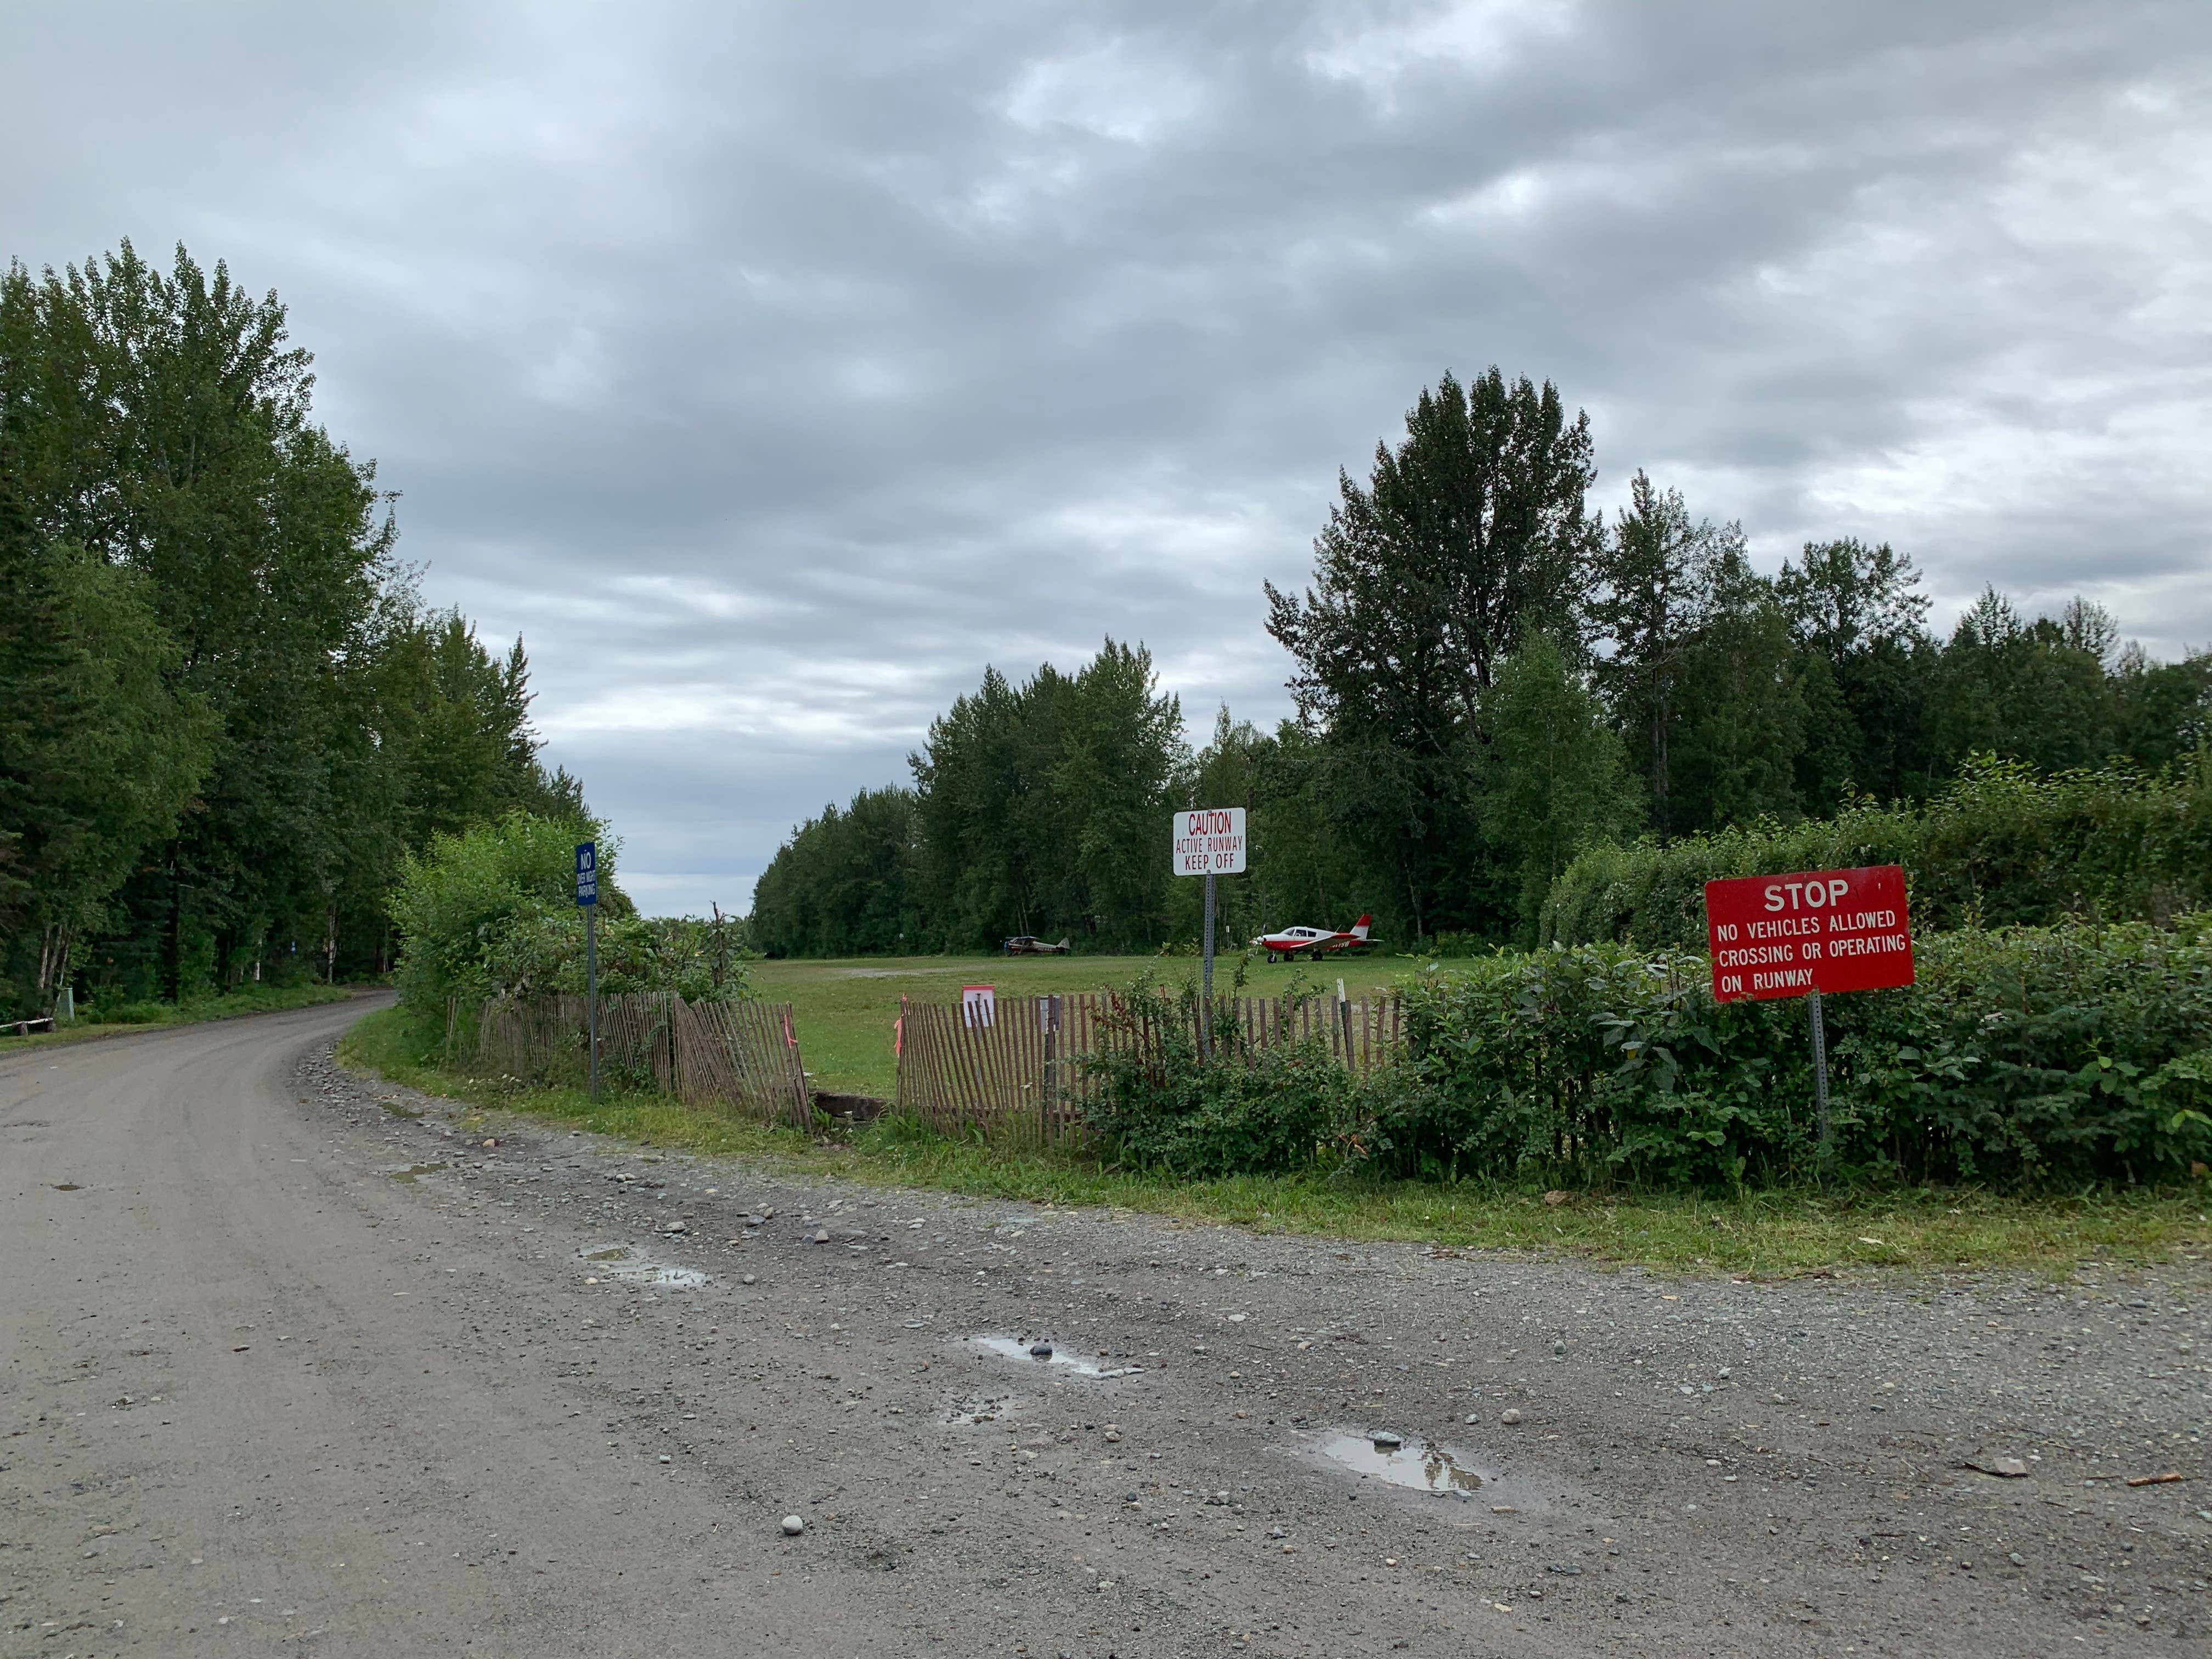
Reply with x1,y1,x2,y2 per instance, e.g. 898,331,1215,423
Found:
750,950,1413,1099
341,1000,2212,1275
0,981,364,1056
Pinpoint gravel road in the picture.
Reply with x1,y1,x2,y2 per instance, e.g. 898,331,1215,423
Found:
2,998,2207,1657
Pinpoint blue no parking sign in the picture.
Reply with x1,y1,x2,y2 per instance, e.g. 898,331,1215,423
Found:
575,841,599,907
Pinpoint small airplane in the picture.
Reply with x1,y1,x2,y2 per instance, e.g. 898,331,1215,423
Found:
1002,935,1071,956
1252,915,1373,962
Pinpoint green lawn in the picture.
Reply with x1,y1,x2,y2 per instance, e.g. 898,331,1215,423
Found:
750,950,1414,1099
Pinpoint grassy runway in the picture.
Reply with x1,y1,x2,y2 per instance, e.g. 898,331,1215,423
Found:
749,950,1410,1099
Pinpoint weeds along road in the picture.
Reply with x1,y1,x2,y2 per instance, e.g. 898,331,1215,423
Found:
3,1000,2207,1657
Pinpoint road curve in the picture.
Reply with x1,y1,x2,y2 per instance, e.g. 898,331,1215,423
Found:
1,1000,2204,1656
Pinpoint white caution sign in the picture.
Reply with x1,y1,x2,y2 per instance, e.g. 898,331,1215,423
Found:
1172,806,1246,877
961,984,996,1028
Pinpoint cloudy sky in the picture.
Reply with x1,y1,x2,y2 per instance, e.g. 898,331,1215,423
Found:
7,1,2209,913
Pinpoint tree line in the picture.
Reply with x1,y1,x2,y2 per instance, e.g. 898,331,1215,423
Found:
753,366,2209,957
0,242,583,1017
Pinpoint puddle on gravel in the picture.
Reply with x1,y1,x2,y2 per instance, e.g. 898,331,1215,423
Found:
385,1164,445,1183
1317,1431,1486,1496
577,1244,708,1290
972,1335,1143,1378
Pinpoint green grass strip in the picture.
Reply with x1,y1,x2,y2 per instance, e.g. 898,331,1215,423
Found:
338,1004,2211,1276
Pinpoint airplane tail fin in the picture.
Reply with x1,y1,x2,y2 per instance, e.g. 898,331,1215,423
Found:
1057,938,1070,950
1351,914,1372,940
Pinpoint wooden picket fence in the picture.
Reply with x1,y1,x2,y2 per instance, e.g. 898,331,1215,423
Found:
452,993,812,1128
894,990,1403,1146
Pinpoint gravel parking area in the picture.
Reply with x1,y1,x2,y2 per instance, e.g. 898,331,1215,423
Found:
3,1002,2204,1656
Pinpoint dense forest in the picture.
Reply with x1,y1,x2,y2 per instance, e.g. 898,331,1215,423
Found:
0,242,583,1017
752,368,2210,957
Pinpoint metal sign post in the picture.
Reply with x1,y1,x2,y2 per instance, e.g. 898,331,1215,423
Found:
1201,870,1216,1057
1172,808,1246,1062
576,842,600,1101
1807,988,1830,1167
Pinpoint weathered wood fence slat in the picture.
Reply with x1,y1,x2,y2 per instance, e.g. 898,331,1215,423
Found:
453,994,811,1128
895,991,1402,1144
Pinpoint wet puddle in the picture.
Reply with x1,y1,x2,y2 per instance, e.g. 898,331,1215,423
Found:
576,1244,708,1290
1317,1430,1486,1496
385,1164,445,1183
972,1335,1143,1378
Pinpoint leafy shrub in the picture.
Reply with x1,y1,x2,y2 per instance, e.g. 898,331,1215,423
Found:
1078,983,1373,1177
93,1000,167,1025
391,812,752,1013
1541,752,2212,950
481,908,751,1003
1390,918,2212,1190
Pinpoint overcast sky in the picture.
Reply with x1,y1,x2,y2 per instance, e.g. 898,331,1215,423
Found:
8,1,2209,914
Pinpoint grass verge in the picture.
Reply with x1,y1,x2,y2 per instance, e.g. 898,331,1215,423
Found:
0,981,366,1056
340,1004,2212,1277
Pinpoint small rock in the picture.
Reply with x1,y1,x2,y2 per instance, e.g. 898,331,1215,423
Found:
1500,1408,1524,1426
781,1515,805,1536
657,1454,672,1464
1029,1342,1054,1359
741,1273,757,1285
1370,1430,1403,1449
2008,1552,2027,1566
813,1228,831,1244
1465,1413,1481,1425
1547,1564,1582,1576
1965,1454,2030,1479
1551,1340,1566,1356
665,1221,687,1234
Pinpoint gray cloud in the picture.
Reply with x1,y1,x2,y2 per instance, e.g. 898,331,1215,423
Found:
7,0,2209,912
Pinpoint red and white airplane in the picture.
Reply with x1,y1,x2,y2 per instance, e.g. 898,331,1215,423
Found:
1253,915,1373,962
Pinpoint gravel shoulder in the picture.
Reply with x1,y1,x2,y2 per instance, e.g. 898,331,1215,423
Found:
3,999,2207,1656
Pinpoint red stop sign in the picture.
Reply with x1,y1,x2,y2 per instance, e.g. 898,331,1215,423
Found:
1703,865,1915,1003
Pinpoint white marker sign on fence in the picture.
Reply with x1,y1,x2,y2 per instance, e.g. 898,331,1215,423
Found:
961,984,996,1028
1172,806,1246,876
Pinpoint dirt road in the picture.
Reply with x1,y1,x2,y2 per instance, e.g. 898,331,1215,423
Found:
2,1001,2206,1656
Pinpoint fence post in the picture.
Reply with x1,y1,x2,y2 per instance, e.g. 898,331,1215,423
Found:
1042,995,1059,1142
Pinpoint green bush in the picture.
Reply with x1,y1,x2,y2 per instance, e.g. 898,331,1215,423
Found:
1078,984,1372,1177
93,1000,168,1025
1390,918,2212,1190
390,813,752,1013
1541,752,2212,950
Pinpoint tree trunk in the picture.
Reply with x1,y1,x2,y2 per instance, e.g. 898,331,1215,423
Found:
36,925,73,1012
